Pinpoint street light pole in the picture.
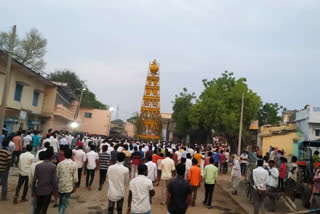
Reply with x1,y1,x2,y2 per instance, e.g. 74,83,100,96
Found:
237,93,244,156
0,25,16,130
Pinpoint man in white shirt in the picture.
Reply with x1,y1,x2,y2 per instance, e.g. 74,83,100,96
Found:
72,145,86,187
175,148,182,163
127,164,155,214
231,155,241,195
266,160,279,212
66,134,74,148
41,135,51,148
50,135,60,154
34,142,50,162
224,149,230,174
14,144,34,203
159,151,175,205
23,132,32,151
107,152,129,214
188,147,195,157
240,151,248,176
145,155,157,184
253,159,269,214
185,153,192,178
59,135,68,147
85,145,99,190
269,147,276,162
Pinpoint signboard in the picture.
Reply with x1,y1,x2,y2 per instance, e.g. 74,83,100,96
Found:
19,111,27,120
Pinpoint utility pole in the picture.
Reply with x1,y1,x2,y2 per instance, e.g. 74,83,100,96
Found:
237,93,244,156
0,25,16,130
74,88,86,120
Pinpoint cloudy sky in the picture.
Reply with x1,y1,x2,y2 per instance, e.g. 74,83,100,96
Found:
1,0,319,120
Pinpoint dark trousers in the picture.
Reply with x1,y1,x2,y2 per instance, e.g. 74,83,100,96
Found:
99,169,108,187
240,163,247,176
108,198,124,214
204,184,215,206
223,162,228,174
86,169,95,187
34,194,52,214
214,162,218,167
191,186,198,206
266,186,278,212
219,163,224,173
15,175,29,200
279,178,284,191
12,151,21,167
0,170,9,200
77,168,83,187
253,190,266,214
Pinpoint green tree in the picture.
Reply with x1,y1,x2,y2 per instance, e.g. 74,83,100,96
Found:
189,71,261,146
48,70,107,109
258,102,283,126
0,28,47,71
81,90,107,109
48,69,84,94
172,88,196,138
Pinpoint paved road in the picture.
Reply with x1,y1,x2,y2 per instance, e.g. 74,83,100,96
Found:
2,168,245,214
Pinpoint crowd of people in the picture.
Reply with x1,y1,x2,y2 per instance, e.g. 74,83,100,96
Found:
0,128,224,214
0,127,319,214
243,146,320,214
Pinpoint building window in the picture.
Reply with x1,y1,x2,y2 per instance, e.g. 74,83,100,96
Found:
84,112,92,118
315,129,320,137
14,83,23,101
33,90,40,106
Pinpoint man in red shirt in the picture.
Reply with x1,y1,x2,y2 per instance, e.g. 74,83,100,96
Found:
172,149,178,165
219,151,226,174
188,159,201,206
12,132,23,167
131,147,141,179
152,149,164,186
152,149,163,166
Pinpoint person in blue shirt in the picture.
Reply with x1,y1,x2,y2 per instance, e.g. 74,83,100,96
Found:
214,149,220,167
0,129,7,149
32,131,40,154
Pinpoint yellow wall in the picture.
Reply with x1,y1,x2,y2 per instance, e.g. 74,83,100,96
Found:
0,63,56,115
0,57,59,134
125,122,135,137
262,132,299,157
42,86,57,116
77,108,111,135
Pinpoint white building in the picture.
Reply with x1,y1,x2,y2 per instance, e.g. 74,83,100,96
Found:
295,105,320,141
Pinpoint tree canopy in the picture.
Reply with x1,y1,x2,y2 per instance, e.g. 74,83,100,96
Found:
171,88,195,138
258,102,283,126
48,70,107,110
172,71,263,146
0,28,47,71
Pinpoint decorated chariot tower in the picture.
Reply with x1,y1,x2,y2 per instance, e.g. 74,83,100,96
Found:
138,60,161,140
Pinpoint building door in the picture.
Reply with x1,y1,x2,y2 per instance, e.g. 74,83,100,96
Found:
4,121,14,136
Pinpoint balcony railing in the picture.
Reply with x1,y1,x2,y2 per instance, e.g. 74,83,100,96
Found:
54,104,74,121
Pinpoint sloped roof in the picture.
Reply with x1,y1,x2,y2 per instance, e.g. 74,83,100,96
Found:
0,50,55,87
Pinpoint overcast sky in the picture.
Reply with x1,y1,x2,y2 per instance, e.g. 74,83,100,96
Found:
1,0,319,120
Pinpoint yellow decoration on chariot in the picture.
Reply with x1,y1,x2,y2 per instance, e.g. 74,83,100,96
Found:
149,60,159,74
138,59,161,140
